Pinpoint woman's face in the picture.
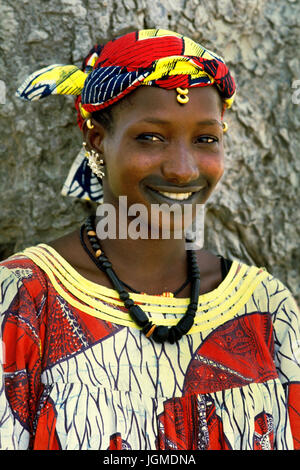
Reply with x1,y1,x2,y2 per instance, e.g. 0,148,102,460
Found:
87,85,224,234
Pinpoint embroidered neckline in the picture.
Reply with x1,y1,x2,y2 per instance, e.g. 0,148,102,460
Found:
16,244,269,333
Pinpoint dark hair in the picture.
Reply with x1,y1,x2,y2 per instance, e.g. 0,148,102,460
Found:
92,107,114,132
91,94,132,133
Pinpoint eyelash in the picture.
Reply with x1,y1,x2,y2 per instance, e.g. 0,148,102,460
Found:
136,133,218,144
195,136,218,144
136,133,162,142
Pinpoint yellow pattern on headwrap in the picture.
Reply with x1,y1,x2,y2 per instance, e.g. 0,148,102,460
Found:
143,56,213,85
16,28,236,113
138,29,223,62
138,29,182,39
16,64,87,101
182,36,223,61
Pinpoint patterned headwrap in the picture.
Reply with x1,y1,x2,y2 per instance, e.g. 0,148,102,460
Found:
16,29,236,203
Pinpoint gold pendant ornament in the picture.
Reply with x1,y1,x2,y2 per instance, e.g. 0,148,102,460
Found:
82,142,105,178
176,87,189,104
222,121,229,133
86,118,95,129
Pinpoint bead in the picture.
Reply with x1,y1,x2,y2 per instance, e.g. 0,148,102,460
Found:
162,292,174,298
187,302,198,312
222,121,229,133
142,321,154,335
145,323,157,338
177,94,189,104
129,305,148,326
101,261,112,270
86,118,94,129
95,249,102,257
152,326,169,343
176,88,189,105
185,310,196,319
176,87,188,95
168,327,178,344
87,230,97,236
190,278,201,302
107,271,126,293
124,297,134,308
176,315,194,333
119,290,130,301
98,255,109,263
192,273,201,281
191,267,200,276
190,265,200,276
105,268,122,288
172,325,186,341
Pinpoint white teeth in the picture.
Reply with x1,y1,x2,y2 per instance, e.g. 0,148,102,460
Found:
157,191,193,200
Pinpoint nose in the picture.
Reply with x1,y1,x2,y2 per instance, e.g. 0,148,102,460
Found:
161,141,199,185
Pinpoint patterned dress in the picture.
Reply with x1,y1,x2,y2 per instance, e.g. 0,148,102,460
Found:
0,244,299,450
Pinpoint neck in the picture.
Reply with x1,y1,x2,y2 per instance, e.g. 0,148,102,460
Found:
101,236,188,266
94,215,191,295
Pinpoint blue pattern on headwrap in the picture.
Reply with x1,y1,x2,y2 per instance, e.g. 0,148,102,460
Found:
82,66,149,107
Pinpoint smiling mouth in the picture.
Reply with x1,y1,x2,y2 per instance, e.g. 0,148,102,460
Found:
146,186,205,202
154,190,193,200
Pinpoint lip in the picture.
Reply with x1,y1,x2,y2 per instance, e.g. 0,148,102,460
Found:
143,185,206,205
146,184,205,193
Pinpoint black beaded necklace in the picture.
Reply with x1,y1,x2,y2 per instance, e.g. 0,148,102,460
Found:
80,216,201,344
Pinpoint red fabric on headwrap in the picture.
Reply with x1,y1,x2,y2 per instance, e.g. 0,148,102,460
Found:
16,29,236,131
76,29,236,129
94,32,185,69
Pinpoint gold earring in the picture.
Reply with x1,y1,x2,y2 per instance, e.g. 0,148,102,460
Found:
86,118,94,129
222,121,228,133
82,143,105,178
176,87,189,104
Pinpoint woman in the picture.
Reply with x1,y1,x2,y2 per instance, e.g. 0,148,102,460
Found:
0,29,299,450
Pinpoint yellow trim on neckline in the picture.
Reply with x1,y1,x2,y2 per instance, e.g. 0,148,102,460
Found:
17,244,269,332
29,243,240,305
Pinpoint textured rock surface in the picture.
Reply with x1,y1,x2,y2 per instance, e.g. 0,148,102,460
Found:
0,0,299,301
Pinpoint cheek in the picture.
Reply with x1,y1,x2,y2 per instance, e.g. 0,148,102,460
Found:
198,150,224,183
104,146,154,199
214,156,225,180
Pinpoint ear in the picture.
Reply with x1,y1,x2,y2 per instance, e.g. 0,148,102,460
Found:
82,118,106,153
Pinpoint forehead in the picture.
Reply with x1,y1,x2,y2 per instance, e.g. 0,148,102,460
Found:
112,86,223,126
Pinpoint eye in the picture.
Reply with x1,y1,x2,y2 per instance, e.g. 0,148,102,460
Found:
195,136,219,144
136,133,163,142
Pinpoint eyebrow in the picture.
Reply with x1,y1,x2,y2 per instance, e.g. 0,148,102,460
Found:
139,117,222,127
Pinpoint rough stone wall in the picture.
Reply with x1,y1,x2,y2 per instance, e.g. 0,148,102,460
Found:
0,0,299,302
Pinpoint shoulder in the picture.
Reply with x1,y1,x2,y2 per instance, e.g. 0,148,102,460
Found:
237,264,299,336
220,258,298,318
263,272,299,331
0,247,49,309
250,267,298,313
0,247,47,280
1,250,40,273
